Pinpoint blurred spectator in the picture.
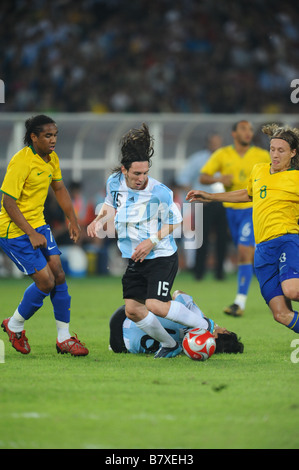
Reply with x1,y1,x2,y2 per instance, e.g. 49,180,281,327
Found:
176,133,228,280
168,180,186,272
69,181,110,274
68,180,89,244
1,0,299,114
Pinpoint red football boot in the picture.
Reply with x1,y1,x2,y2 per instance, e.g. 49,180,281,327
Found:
1,318,31,354
56,334,89,356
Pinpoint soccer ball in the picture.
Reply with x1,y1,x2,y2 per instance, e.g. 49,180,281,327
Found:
182,328,216,361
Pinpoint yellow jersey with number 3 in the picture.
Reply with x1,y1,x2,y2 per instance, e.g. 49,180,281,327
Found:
0,146,62,238
247,163,299,244
201,145,270,209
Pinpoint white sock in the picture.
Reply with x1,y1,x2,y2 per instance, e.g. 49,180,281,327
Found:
234,294,247,310
8,309,25,333
166,301,209,330
175,293,205,318
56,320,71,342
136,311,176,348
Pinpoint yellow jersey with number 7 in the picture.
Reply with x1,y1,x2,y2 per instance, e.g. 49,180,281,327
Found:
0,146,62,238
247,163,299,244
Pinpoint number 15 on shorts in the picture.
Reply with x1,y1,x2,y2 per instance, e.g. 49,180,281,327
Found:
157,281,170,296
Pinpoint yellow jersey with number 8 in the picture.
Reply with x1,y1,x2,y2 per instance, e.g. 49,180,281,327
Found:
247,163,299,244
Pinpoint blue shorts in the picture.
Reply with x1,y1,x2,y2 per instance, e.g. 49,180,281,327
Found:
0,224,61,275
225,207,255,247
254,234,299,304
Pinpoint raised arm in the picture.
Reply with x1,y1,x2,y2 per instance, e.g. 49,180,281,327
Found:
186,189,252,204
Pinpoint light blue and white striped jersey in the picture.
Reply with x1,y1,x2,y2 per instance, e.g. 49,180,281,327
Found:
123,316,186,354
105,172,183,259
122,293,214,354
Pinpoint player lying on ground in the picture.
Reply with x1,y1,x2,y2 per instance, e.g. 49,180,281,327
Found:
109,290,244,355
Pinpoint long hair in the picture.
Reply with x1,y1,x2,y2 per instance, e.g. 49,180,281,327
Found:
112,123,154,174
262,123,299,170
24,115,56,146
214,332,244,354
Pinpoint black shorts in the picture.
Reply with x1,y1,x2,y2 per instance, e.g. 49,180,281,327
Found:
122,252,178,302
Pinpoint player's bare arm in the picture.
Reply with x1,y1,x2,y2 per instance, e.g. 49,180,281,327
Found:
87,202,116,238
131,222,181,263
200,172,233,187
186,189,252,204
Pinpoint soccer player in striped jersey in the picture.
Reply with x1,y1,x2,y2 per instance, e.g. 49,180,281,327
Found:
187,123,299,336
88,123,216,358
0,115,88,356
200,120,270,317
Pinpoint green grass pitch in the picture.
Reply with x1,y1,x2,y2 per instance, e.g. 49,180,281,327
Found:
0,272,299,449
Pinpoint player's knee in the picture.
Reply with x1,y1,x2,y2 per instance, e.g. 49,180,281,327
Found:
238,244,254,264
145,298,159,314
282,284,299,301
54,269,66,286
146,298,170,317
48,258,66,285
125,307,143,322
125,308,134,321
36,275,55,294
125,311,141,322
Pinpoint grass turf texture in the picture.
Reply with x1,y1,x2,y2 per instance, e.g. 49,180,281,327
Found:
0,272,299,449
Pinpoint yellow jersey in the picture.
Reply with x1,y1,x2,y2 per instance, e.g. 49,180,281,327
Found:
200,145,270,209
0,146,62,238
247,163,299,244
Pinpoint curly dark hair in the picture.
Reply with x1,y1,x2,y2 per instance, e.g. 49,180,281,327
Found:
215,331,244,354
262,123,299,170
23,114,56,146
112,122,154,174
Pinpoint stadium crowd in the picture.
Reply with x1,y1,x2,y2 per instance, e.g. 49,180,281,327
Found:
1,0,299,114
